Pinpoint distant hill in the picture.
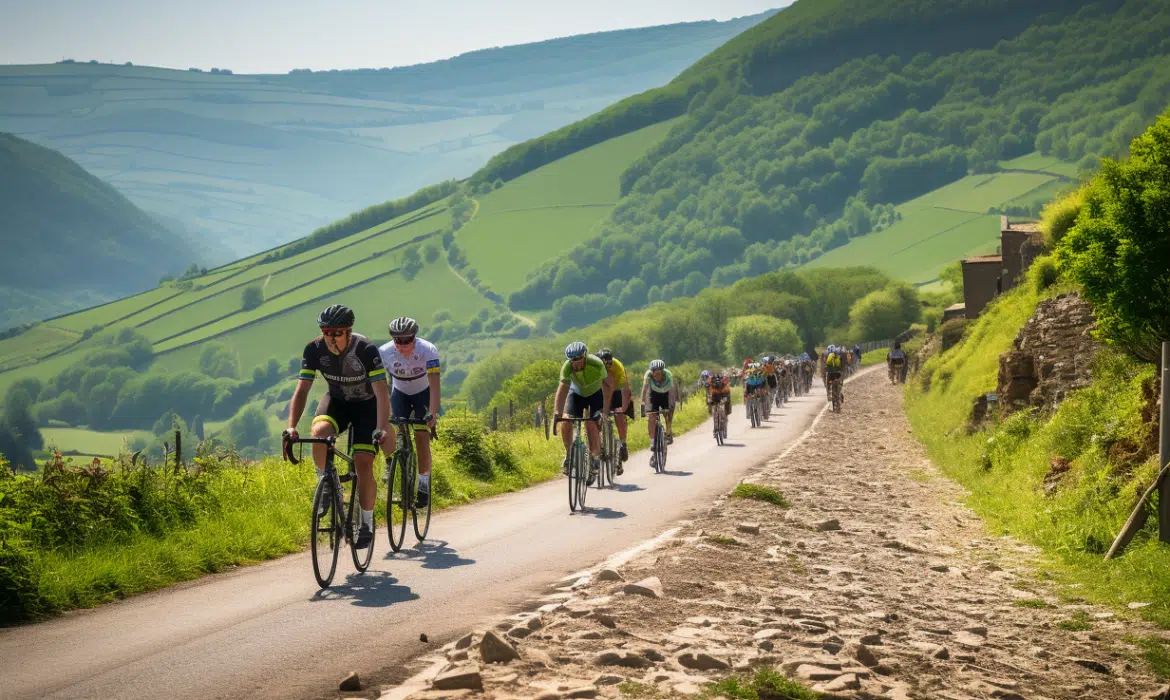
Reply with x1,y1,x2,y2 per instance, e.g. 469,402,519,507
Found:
0,132,197,328
0,10,776,260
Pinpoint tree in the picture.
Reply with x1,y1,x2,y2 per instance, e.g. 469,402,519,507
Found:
241,284,264,311
424,240,442,263
1057,112,1170,362
227,405,269,449
847,283,921,341
725,315,802,363
199,343,239,379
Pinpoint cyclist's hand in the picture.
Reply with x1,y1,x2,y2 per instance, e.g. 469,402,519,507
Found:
372,428,388,446
282,427,298,442
425,413,436,429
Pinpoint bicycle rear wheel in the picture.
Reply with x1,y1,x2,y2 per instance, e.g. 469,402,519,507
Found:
350,477,374,572
412,454,431,542
311,478,341,589
386,454,408,552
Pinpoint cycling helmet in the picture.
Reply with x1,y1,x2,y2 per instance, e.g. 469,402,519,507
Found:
701,370,711,380
389,316,419,336
318,304,354,328
750,362,762,371
565,341,588,360
649,359,666,372
596,348,613,362
894,341,902,350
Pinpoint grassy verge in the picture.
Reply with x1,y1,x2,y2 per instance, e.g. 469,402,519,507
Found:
4,391,724,622
904,264,1170,630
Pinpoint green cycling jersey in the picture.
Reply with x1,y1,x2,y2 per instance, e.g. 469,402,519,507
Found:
560,354,608,396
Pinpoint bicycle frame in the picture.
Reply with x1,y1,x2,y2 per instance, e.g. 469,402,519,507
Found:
283,435,354,530
554,414,597,511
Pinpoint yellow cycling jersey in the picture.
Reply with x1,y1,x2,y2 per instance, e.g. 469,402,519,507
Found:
607,358,627,388
826,353,842,368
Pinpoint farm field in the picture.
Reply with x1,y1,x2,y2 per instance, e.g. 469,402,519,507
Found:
1000,151,1082,179
803,159,1076,284
41,428,152,457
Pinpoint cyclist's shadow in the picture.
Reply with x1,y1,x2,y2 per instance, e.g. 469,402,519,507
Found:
389,539,476,570
579,506,626,519
311,570,419,608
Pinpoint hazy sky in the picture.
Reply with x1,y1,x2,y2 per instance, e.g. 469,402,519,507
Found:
0,0,786,74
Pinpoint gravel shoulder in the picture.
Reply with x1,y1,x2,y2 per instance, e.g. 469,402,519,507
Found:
388,371,1167,699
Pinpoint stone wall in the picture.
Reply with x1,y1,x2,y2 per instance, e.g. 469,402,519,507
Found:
997,292,1101,414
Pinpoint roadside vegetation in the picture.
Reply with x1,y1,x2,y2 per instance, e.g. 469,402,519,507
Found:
906,113,1170,628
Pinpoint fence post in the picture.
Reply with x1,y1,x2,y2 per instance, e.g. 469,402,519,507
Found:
509,399,514,421
1160,342,1170,543
491,406,498,432
174,429,182,474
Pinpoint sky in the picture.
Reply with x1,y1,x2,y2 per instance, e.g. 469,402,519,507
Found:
0,0,786,74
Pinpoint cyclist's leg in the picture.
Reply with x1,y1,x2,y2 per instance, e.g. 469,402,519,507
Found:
310,397,344,474
399,387,433,476
350,399,379,512
563,391,581,453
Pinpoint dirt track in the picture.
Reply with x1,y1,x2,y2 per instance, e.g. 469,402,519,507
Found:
401,371,1168,699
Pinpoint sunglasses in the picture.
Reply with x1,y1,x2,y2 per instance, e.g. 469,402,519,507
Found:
392,335,416,345
322,328,350,338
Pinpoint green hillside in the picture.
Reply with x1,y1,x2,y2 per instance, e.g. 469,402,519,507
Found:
0,132,197,329
484,0,1170,330
0,11,774,259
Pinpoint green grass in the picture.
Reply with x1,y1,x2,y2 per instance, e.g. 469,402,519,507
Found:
707,534,745,546
0,324,80,370
730,483,791,508
41,428,152,457
703,668,818,700
905,266,1170,631
1133,637,1170,681
1057,611,1094,631
1012,599,1052,608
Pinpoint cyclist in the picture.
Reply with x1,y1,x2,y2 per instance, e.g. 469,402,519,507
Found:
707,370,732,417
699,369,711,391
825,345,844,405
887,341,907,383
641,360,677,457
596,348,631,469
554,342,613,485
379,317,440,508
284,304,390,549
761,355,778,402
744,362,768,416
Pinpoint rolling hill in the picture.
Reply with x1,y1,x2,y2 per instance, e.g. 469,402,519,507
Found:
0,132,199,329
0,10,776,259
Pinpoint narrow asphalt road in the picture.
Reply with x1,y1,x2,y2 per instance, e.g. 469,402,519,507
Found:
1,382,834,700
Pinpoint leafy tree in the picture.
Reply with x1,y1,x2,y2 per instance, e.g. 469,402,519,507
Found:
725,315,801,363
847,283,921,341
1057,111,1170,362
227,405,269,449
424,240,442,263
199,343,239,379
241,284,264,311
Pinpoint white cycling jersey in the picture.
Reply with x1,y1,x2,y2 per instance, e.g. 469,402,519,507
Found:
378,337,440,395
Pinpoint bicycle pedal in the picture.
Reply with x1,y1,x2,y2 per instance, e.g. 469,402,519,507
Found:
338,473,353,483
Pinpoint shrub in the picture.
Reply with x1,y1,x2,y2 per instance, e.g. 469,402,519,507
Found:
1040,186,1086,246
241,284,264,311
439,410,492,479
1030,255,1058,293
938,318,967,350
731,483,791,508
725,315,801,363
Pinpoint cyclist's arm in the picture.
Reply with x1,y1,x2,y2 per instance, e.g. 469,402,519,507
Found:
427,372,440,419
287,379,313,430
554,381,570,416
373,380,391,439
602,373,615,413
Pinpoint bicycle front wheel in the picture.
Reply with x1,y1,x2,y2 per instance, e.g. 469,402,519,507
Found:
412,455,431,542
311,478,341,589
386,454,408,552
350,476,374,572
568,442,584,512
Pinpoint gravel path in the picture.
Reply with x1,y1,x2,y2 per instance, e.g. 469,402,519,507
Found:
389,371,1168,699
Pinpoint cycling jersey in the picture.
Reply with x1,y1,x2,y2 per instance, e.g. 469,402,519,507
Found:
762,363,776,377
378,337,440,395
299,334,386,402
644,368,674,394
709,381,731,396
826,352,842,368
561,355,607,397
607,358,628,389
745,373,767,389
888,349,906,364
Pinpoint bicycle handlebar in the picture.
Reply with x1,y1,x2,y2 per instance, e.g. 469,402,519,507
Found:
282,434,338,465
391,417,438,439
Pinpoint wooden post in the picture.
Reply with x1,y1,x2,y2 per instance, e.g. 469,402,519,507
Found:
491,406,498,432
509,399,514,420
1160,342,1170,543
174,429,182,475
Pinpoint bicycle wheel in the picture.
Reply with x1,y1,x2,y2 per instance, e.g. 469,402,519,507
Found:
597,420,611,489
350,476,374,572
385,454,408,552
311,477,341,589
568,440,584,512
576,450,590,510
412,454,431,543
605,419,617,485
653,428,665,474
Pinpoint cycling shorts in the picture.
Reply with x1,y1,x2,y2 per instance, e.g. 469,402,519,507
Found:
647,390,672,412
567,390,604,420
314,397,379,455
605,387,627,413
766,375,778,389
826,370,843,382
391,386,430,424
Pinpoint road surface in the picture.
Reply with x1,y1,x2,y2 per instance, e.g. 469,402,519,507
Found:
1,384,830,700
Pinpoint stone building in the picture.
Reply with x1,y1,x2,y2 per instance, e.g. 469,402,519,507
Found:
960,217,1046,319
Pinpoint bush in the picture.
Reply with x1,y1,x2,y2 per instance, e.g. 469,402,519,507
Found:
1030,255,1058,292
241,285,264,311
725,315,802,363
847,282,920,342
1040,186,1086,246
438,410,492,480
1056,113,1170,362
938,318,967,350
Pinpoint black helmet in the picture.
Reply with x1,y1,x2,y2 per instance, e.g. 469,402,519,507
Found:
565,342,587,360
596,348,613,362
389,316,419,337
317,304,354,328
894,341,902,350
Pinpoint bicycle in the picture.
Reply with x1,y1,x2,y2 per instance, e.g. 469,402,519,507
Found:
711,398,728,446
762,387,772,420
748,391,763,428
553,414,596,512
643,409,669,473
283,433,374,589
385,417,437,553
597,409,624,489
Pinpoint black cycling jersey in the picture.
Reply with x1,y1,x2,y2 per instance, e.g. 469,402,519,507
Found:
299,333,387,402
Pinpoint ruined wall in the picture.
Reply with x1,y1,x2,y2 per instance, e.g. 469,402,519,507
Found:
997,292,1101,414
